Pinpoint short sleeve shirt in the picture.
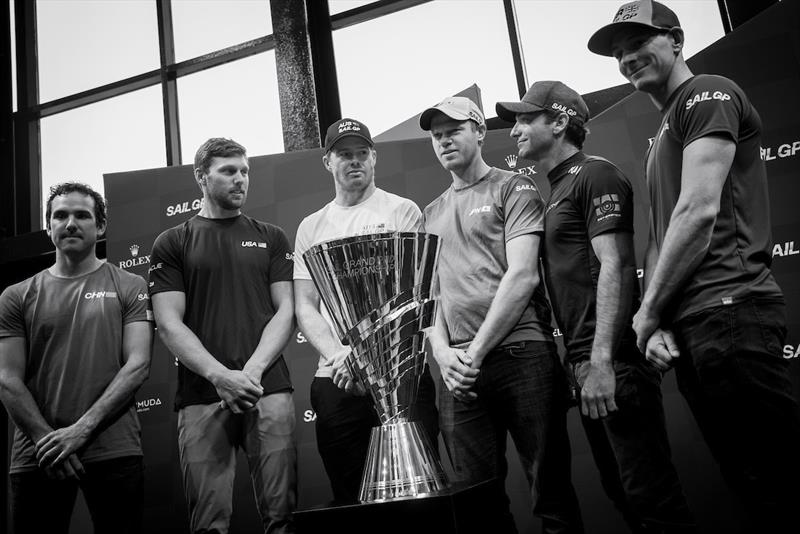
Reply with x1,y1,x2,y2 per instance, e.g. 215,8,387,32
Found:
293,187,422,377
422,167,552,348
543,152,638,361
149,214,294,409
0,263,150,473
646,74,781,320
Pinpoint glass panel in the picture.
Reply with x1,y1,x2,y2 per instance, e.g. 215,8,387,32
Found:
333,0,518,134
172,0,272,62
40,85,166,227
329,0,379,15
36,0,160,102
178,51,284,162
515,0,726,95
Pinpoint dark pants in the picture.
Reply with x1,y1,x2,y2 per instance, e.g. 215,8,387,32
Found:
570,349,694,533
439,341,584,534
673,298,800,533
10,455,144,534
311,365,439,503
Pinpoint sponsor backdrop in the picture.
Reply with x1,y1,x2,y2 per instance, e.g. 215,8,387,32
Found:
99,3,799,533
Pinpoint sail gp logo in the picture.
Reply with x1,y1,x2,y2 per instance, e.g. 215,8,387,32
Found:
685,91,731,110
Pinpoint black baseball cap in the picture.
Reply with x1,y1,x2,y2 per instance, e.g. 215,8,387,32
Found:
496,81,590,125
588,0,681,57
324,118,374,153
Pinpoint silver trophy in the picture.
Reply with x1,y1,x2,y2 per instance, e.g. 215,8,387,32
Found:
304,231,449,503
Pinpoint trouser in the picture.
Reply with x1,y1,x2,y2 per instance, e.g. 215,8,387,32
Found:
439,340,584,534
177,392,297,534
311,364,439,503
570,348,695,533
673,298,800,533
10,455,144,534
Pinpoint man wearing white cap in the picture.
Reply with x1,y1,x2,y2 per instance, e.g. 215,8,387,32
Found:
498,80,694,533
293,118,438,504
420,97,583,533
589,1,800,530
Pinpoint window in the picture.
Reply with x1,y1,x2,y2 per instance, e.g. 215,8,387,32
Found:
36,0,160,102
178,51,284,160
333,0,518,134
39,85,166,220
171,0,272,62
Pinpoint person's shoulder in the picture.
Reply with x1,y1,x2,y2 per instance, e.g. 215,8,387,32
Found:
243,214,287,235
422,187,452,215
0,271,44,300
376,187,414,205
487,166,519,183
676,74,745,109
299,199,335,225
153,220,189,245
581,155,626,178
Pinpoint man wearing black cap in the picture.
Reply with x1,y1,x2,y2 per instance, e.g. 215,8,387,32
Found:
498,80,694,533
589,1,800,530
420,97,583,533
293,118,438,503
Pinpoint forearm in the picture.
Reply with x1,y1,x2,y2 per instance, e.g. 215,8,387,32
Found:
0,378,53,443
75,357,150,434
642,204,715,315
469,268,537,363
158,320,227,382
296,303,346,361
245,308,295,377
592,259,636,364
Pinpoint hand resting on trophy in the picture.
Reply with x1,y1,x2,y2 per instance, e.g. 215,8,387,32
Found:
331,347,366,396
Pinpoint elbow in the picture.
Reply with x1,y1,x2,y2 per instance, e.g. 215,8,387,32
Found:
675,198,720,230
510,267,540,296
130,358,151,388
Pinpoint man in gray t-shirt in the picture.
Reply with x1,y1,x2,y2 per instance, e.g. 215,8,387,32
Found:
419,97,583,533
0,182,152,534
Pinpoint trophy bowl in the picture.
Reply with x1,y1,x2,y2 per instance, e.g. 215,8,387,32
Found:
304,231,449,503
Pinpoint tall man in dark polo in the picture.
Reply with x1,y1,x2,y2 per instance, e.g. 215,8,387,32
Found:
589,1,800,530
294,118,438,503
0,182,152,534
420,97,582,533
498,81,693,533
150,138,296,533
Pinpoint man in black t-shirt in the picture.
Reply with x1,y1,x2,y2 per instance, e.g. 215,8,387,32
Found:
589,2,800,530
150,138,296,533
498,81,693,533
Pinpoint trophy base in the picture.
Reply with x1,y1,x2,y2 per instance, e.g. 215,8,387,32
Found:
359,421,449,503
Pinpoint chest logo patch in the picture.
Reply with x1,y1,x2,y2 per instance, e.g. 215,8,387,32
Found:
84,291,117,300
592,194,621,221
242,241,267,248
468,205,491,217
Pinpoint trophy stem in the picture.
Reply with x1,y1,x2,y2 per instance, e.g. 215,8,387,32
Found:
358,421,449,503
